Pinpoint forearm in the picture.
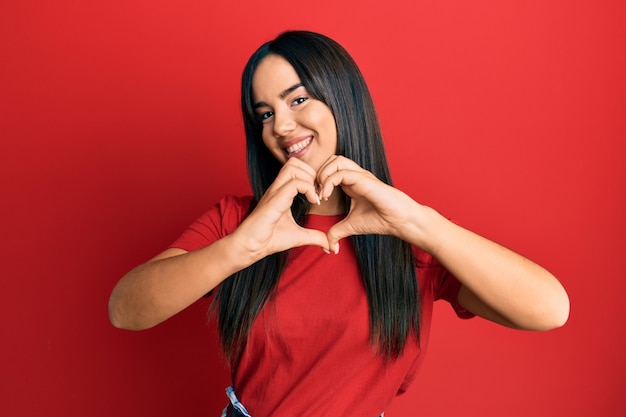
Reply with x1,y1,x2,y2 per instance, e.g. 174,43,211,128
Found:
405,204,569,330
108,234,253,330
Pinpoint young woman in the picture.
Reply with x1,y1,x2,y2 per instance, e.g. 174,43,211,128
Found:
108,31,569,417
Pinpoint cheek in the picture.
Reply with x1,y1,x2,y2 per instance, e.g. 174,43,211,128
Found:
306,105,337,136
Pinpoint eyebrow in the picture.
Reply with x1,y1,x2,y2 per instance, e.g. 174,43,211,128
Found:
253,83,304,109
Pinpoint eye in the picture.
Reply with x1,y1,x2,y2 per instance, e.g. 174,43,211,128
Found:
255,110,274,122
291,97,308,106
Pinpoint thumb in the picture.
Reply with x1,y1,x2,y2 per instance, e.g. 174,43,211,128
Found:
295,227,331,252
326,219,354,255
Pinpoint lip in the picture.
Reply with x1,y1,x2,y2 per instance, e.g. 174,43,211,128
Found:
283,136,313,158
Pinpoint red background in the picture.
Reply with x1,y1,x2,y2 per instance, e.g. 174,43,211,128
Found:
1,1,624,416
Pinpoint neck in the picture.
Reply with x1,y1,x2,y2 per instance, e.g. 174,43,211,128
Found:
308,189,346,215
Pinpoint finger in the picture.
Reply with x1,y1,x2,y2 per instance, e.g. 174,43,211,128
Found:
284,156,318,177
274,177,321,207
316,155,362,182
270,158,318,191
316,154,341,179
326,219,356,254
316,157,367,200
319,169,376,201
257,175,321,219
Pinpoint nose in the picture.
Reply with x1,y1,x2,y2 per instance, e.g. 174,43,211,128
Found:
272,108,296,138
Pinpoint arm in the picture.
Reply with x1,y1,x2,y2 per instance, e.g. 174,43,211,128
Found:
408,205,569,330
317,156,569,331
108,237,252,330
109,158,329,330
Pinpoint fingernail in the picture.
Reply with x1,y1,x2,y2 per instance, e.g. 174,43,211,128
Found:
322,247,330,254
333,243,340,255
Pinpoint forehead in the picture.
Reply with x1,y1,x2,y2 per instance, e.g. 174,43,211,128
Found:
251,55,301,102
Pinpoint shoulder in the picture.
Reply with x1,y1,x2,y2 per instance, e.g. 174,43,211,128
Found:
169,194,254,252
200,194,254,234
217,194,254,219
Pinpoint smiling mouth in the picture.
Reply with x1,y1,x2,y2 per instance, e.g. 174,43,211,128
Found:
285,137,312,157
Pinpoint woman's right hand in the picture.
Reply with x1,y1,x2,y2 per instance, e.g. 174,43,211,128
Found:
109,158,329,330
230,158,330,261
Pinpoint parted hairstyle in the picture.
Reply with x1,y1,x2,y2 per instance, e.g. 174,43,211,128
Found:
212,30,420,364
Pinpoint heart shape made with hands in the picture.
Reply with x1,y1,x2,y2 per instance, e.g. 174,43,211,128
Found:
309,196,390,255
254,155,412,257
295,184,400,255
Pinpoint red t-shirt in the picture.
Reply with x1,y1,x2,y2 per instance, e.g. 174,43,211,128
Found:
171,195,473,417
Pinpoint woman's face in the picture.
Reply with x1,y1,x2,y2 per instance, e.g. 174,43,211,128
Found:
251,54,337,172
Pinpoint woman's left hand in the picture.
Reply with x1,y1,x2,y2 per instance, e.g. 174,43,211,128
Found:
316,155,421,252
316,155,570,331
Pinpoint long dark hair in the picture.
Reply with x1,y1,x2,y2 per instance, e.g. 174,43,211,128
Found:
212,31,420,363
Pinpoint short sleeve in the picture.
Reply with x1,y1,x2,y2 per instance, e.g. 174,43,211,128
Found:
435,270,475,319
413,247,475,320
169,195,253,252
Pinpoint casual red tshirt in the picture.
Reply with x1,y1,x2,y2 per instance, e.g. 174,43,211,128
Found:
171,195,473,417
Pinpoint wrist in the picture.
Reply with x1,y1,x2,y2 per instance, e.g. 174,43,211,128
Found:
223,229,267,268
403,203,448,254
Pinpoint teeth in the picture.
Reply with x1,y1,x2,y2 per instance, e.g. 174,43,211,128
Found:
286,138,312,155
